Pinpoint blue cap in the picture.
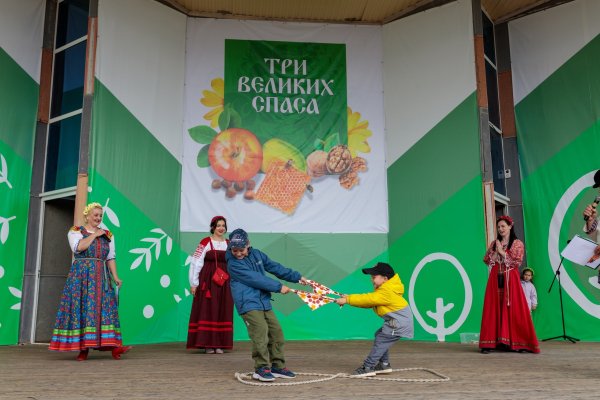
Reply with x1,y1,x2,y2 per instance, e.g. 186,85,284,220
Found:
229,228,249,249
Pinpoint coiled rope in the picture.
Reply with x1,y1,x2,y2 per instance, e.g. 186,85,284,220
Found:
234,368,450,386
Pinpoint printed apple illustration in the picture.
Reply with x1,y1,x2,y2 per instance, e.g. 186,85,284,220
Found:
208,128,263,182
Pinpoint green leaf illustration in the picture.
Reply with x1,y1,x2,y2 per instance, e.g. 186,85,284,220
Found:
228,107,242,128
323,132,340,152
196,145,210,168
189,125,218,144
218,104,243,131
218,106,231,132
313,138,325,151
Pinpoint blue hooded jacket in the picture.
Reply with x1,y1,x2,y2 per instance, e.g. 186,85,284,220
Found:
225,246,302,315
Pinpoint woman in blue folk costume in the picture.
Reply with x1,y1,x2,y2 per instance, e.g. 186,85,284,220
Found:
49,202,132,361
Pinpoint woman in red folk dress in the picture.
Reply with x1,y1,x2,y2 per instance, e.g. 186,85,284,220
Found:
187,216,234,353
479,215,539,354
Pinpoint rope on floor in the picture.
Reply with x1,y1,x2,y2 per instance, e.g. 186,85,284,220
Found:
234,367,450,386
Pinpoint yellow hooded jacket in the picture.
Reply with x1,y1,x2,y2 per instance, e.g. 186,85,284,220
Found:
346,274,409,316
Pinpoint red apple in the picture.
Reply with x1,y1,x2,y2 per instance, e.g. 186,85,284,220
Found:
208,128,263,182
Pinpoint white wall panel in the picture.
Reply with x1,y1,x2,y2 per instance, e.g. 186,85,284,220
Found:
510,0,600,104
97,0,186,160
0,0,45,82
383,0,476,166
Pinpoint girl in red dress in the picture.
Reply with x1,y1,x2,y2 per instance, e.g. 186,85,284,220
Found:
479,215,540,353
187,216,234,353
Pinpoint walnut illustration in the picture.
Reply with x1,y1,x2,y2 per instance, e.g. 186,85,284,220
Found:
339,171,359,189
306,150,328,178
339,156,368,190
350,157,367,173
326,145,352,174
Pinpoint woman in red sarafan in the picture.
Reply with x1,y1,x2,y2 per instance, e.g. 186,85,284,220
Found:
187,216,233,353
479,215,540,354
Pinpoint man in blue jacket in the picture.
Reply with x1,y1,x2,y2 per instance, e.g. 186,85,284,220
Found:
226,228,307,382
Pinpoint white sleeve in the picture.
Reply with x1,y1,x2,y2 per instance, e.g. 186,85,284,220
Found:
189,241,209,287
531,284,538,306
67,230,84,253
107,237,116,261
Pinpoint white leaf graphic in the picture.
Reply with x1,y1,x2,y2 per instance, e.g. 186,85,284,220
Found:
140,238,161,260
129,229,173,273
154,240,161,260
174,294,182,303
184,256,192,266
166,237,173,255
129,248,148,255
9,286,21,310
184,288,190,297
0,154,13,189
103,205,120,228
131,254,145,270
0,216,16,244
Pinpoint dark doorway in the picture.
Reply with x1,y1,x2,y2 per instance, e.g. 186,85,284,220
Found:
34,197,74,343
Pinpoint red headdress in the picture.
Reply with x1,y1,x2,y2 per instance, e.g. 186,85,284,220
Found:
497,215,513,225
210,215,226,226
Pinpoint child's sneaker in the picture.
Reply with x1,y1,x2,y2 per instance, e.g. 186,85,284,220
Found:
252,366,275,382
374,362,393,374
271,366,296,379
352,365,376,377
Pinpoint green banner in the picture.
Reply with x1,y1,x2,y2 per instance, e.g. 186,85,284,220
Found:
224,39,347,158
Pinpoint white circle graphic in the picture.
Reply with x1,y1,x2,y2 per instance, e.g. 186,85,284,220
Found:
409,252,473,339
548,170,600,317
143,305,155,319
160,275,171,288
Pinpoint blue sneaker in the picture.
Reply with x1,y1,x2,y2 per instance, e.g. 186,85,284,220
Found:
252,366,275,382
271,366,296,379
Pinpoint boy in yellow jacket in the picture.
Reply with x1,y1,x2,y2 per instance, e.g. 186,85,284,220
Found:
336,262,414,376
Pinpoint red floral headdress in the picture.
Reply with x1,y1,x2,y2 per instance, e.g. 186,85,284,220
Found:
497,215,513,225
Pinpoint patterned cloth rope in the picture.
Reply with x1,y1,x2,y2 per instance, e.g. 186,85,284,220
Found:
291,279,343,311
234,368,451,386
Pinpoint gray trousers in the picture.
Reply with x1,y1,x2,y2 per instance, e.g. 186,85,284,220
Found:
363,306,414,368
363,327,399,368
241,310,286,369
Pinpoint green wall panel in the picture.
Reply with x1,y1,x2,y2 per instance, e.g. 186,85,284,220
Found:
517,33,600,341
0,48,38,345
387,92,480,244
516,34,600,180
91,80,181,237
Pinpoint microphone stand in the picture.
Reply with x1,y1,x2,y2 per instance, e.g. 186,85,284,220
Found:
542,252,579,343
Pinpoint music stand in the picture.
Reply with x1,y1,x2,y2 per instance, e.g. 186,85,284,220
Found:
542,254,579,343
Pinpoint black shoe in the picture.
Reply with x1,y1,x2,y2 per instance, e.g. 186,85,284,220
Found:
353,365,376,377
480,349,491,354
374,362,392,374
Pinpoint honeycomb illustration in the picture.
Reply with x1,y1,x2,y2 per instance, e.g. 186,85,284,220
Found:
255,160,311,215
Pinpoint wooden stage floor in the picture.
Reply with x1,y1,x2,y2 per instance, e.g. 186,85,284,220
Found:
1,340,598,399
